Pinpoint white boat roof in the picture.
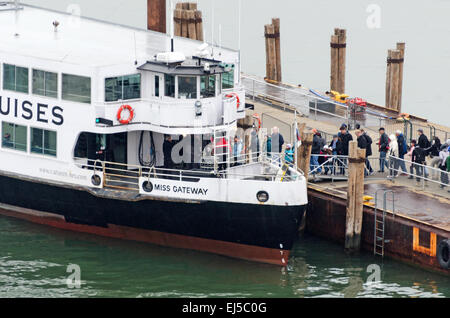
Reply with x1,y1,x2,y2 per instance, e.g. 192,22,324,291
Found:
0,3,238,68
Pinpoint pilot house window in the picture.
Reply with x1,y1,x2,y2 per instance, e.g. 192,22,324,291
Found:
222,65,234,89
31,128,57,157
105,74,141,102
178,76,197,99
3,64,29,93
62,74,91,104
1,122,27,152
165,75,175,98
33,69,58,98
200,75,216,98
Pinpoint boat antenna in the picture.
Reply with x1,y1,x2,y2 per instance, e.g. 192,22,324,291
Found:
170,0,174,52
238,0,242,84
133,32,138,65
211,0,215,58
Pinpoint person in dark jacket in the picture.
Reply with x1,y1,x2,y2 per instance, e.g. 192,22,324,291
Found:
361,129,374,175
396,130,408,174
339,126,353,156
163,135,175,169
412,144,429,184
378,127,389,173
417,129,430,150
426,136,442,180
310,129,324,174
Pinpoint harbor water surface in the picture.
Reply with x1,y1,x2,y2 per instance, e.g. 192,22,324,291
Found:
1,215,449,298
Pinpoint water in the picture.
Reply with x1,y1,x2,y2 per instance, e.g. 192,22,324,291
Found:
21,0,450,126
1,215,449,298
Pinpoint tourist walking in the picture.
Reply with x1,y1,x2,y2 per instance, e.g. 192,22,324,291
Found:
387,134,400,178
396,130,408,174
377,127,390,173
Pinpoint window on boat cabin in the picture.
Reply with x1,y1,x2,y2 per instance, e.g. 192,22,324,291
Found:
3,64,29,93
32,69,58,98
1,122,27,152
154,75,160,97
30,128,57,157
164,74,175,97
178,76,197,99
222,64,234,89
105,74,141,102
62,74,91,104
200,75,216,98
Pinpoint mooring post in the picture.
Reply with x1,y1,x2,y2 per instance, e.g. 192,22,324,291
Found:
297,132,313,179
272,18,282,82
264,24,277,81
345,141,366,251
385,44,405,112
147,0,166,33
173,2,203,41
396,42,405,112
330,28,347,93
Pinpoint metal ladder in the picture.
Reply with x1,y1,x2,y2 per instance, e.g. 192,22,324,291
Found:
374,190,395,257
213,128,231,173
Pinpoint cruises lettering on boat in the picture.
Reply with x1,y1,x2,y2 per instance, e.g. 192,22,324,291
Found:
0,95,64,125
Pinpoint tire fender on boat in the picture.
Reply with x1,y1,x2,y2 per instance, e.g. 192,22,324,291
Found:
437,239,450,269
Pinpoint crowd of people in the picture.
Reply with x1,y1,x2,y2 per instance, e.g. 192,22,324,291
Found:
161,124,450,192
308,124,450,191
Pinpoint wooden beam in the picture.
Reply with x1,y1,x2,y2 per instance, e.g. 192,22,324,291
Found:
272,18,282,83
396,42,406,113
345,141,366,251
297,132,313,178
147,0,166,34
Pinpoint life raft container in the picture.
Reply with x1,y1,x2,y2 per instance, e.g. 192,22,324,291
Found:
437,239,450,270
226,93,240,109
117,104,134,125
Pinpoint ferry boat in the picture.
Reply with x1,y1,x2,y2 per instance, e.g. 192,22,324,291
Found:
0,3,307,265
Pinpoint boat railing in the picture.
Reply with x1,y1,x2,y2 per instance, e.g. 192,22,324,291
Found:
73,155,304,191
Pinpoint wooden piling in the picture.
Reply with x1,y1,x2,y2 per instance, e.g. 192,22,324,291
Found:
181,9,189,38
345,141,366,251
330,28,347,93
297,132,314,178
385,44,405,112
265,24,277,82
396,42,405,112
385,49,393,109
173,3,204,41
264,19,281,82
389,50,401,111
195,10,204,41
272,18,282,83
147,0,166,33
174,9,182,37
187,10,197,40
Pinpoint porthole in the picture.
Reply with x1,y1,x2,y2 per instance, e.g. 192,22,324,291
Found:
257,191,269,203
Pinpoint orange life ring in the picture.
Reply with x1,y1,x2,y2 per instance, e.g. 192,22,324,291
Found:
117,104,134,125
226,93,241,109
252,113,261,129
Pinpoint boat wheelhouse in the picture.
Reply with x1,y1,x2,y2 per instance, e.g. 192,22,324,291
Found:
0,3,307,265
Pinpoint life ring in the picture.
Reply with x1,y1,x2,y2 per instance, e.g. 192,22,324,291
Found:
226,93,240,109
117,104,134,125
437,239,450,269
252,113,261,129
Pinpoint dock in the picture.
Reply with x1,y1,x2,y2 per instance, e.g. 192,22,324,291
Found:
241,76,450,275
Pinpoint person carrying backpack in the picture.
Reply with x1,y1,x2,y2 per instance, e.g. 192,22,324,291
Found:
412,144,429,185
377,127,390,173
396,130,408,175
361,129,374,175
